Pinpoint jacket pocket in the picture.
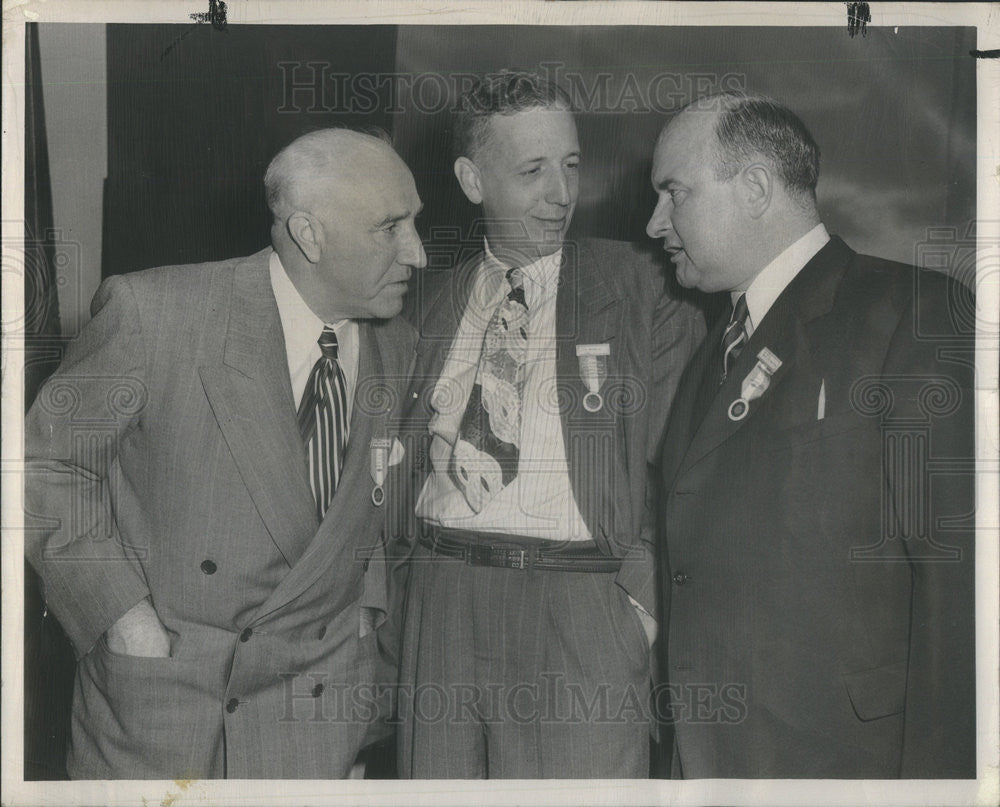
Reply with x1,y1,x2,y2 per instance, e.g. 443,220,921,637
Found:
843,661,906,721
760,411,870,456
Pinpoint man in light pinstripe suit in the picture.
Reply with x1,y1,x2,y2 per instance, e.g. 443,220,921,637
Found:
24,128,425,778
395,72,705,778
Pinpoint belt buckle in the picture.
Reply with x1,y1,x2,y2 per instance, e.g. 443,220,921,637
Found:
492,546,527,570
467,544,527,569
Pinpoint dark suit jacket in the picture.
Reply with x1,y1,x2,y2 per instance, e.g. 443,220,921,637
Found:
657,236,976,778
390,237,705,632
24,249,417,778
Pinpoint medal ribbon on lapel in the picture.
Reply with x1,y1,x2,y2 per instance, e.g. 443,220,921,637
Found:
576,343,610,412
369,437,391,506
728,347,782,421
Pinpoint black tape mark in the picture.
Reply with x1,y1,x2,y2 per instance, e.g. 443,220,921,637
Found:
970,49,1000,59
846,2,871,38
190,0,228,31
160,0,228,60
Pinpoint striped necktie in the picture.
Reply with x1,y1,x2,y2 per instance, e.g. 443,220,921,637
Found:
721,294,749,382
297,326,350,520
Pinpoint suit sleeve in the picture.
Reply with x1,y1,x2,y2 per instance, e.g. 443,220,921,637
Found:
886,276,976,777
24,274,152,658
615,265,707,618
368,331,425,737
646,281,707,458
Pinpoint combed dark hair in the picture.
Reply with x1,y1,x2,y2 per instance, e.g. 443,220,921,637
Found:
452,70,572,161
689,92,820,200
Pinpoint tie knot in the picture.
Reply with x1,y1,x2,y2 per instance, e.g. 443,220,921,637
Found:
318,327,339,361
505,267,527,309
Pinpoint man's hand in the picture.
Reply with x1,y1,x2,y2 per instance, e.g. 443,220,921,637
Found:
634,606,658,648
104,597,170,657
627,595,658,648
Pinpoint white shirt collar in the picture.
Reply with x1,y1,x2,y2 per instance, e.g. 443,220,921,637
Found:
734,223,830,335
269,249,353,340
483,239,562,304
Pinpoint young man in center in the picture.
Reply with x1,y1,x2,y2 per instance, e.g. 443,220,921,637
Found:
396,71,705,778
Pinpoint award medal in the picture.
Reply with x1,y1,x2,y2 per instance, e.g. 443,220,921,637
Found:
369,437,392,506
576,343,611,413
728,348,782,422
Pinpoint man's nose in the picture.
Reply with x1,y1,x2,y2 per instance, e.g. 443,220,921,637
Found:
401,224,427,269
545,169,572,207
646,197,673,239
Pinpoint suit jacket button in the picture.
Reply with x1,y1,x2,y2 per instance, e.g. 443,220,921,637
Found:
673,573,690,586
226,698,239,713
312,683,325,698
200,559,217,575
317,625,327,640
240,628,253,642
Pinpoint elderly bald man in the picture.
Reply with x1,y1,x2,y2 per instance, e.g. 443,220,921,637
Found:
24,127,426,778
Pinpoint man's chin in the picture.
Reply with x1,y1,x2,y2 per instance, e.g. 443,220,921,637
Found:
674,261,700,290
372,290,407,319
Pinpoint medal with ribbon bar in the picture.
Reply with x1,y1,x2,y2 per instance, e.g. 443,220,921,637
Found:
728,347,782,421
576,343,610,412
369,437,392,506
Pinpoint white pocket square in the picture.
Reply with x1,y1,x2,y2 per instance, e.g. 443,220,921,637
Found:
388,437,405,467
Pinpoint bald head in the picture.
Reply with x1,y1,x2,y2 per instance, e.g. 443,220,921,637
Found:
264,127,426,322
264,128,402,221
674,93,821,205
646,93,822,293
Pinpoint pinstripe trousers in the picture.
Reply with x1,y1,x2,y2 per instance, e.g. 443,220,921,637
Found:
398,542,651,778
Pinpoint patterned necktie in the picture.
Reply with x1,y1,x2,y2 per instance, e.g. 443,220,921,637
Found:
297,326,350,520
721,294,749,382
450,267,529,513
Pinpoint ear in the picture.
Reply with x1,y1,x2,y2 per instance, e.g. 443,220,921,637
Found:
286,211,323,264
741,163,772,219
454,157,484,205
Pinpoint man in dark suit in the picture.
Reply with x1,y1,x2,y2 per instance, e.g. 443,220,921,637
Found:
647,93,976,778
395,71,705,778
24,128,425,778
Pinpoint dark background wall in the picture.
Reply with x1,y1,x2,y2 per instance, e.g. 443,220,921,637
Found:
392,25,976,266
99,23,975,280
102,24,398,277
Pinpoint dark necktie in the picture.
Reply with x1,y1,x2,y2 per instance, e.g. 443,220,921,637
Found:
297,326,350,520
721,294,749,382
449,267,529,513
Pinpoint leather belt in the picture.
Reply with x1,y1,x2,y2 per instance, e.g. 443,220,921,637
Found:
417,527,623,573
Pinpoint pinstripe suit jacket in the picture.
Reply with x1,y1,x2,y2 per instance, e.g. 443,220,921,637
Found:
24,248,417,779
394,237,705,622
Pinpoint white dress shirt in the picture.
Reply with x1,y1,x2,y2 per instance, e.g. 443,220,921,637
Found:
268,250,359,415
736,223,830,337
415,242,592,541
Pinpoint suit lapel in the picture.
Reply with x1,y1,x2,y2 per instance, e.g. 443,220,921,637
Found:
199,251,318,567
404,253,482,497
254,320,399,621
674,237,852,478
413,252,478,382
555,243,626,541
660,313,726,491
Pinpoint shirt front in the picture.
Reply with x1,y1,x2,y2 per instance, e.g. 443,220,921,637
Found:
415,242,592,541
268,250,359,417
735,223,830,338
